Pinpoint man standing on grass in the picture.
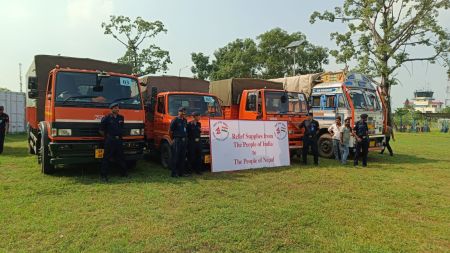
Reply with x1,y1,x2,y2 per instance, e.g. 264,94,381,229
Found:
99,103,128,182
380,124,395,156
0,106,9,154
170,107,188,178
353,114,369,167
299,113,320,165
328,115,342,161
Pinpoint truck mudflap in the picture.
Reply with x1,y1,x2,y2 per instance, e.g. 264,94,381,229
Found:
48,140,145,165
368,134,385,151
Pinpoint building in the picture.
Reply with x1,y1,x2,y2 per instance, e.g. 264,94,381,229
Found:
404,90,444,113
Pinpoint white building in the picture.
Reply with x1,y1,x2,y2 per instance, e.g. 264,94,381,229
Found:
404,90,443,113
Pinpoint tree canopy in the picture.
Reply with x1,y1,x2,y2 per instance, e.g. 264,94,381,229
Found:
190,28,329,80
310,0,450,123
102,15,171,75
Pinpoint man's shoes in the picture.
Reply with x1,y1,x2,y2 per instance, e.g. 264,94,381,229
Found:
181,173,191,177
362,164,367,168
101,176,109,182
390,153,393,156
171,174,179,178
120,173,128,177
195,171,203,175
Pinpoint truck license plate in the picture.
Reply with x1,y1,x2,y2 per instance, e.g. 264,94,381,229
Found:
204,155,211,164
95,149,104,159
370,140,376,147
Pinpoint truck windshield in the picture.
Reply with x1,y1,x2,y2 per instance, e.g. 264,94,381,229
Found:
168,94,222,117
54,72,141,109
265,91,307,114
365,91,382,111
349,90,368,109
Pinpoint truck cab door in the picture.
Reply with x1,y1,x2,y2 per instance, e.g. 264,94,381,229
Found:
45,72,54,122
154,95,165,137
240,91,259,120
335,94,346,120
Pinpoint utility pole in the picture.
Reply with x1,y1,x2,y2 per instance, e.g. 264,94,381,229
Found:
19,63,23,93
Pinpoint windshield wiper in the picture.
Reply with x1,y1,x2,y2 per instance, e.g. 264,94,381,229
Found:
111,97,136,103
63,95,98,104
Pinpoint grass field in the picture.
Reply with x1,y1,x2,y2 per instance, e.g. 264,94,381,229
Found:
1,133,449,252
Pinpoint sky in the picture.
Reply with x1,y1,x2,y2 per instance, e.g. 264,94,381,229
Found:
0,0,449,109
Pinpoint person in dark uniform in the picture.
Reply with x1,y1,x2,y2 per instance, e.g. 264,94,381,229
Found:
170,107,188,177
99,103,127,181
299,113,320,165
353,113,369,167
187,112,202,175
0,106,10,154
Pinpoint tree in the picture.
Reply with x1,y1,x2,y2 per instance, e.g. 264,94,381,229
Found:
442,106,450,114
102,15,171,75
257,28,328,79
0,87,11,92
310,0,450,124
191,28,329,80
191,53,213,80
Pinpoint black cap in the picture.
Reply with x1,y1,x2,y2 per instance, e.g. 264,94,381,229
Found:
109,102,119,109
192,111,200,116
0,105,4,110
178,107,186,112
360,113,368,119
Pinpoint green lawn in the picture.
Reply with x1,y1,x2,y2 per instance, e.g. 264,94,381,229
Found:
1,133,449,252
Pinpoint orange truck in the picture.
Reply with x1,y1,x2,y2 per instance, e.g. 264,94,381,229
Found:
139,76,224,169
209,78,308,157
26,55,146,174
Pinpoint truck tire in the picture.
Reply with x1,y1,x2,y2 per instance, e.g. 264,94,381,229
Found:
318,133,334,159
160,142,172,169
27,128,35,155
40,130,54,174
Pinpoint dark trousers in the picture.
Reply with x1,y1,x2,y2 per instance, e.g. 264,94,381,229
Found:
354,139,369,166
381,136,393,155
101,138,127,177
188,139,202,173
302,137,319,165
0,130,4,154
171,137,187,176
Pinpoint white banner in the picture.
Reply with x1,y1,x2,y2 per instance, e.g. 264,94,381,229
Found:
210,120,290,172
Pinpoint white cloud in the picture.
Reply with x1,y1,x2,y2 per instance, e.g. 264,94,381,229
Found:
66,0,114,27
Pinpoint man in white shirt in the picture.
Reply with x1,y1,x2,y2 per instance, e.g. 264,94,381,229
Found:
328,116,342,161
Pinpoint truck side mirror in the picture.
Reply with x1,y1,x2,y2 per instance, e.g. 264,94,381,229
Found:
28,90,38,99
28,77,37,90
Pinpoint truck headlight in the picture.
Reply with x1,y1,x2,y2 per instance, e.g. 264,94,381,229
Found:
130,129,141,136
57,129,72,136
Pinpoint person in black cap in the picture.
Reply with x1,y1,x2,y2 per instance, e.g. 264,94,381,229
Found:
298,113,320,165
169,107,188,177
99,102,127,181
187,111,203,175
0,105,9,154
353,113,369,167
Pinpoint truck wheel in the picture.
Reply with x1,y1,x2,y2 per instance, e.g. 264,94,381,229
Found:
318,133,334,159
40,132,54,174
27,130,35,155
160,142,172,169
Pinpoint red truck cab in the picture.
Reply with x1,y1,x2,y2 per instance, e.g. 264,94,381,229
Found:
26,55,145,174
139,76,223,168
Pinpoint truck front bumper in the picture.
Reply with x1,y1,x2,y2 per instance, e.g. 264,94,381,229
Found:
368,134,385,151
48,140,145,165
